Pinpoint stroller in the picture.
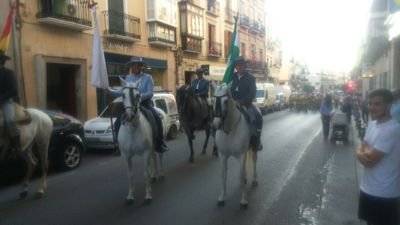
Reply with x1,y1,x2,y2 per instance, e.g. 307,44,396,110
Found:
330,110,349,144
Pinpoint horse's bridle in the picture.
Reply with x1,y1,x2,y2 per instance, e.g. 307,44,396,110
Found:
213,94,228,123
122,86,140,120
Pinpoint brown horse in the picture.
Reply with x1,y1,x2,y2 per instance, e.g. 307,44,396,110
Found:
176,85,217,163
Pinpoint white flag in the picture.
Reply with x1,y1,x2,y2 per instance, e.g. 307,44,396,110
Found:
91,7,109,89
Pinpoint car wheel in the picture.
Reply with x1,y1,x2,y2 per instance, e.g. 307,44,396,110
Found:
57,141,82,170
167,125,178,140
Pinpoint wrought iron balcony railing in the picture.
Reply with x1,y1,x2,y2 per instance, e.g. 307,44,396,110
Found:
103,10,141,42
182,35,202,53
207,41,222,57
36,0,92,30
249,20,260,33
240,15,250,28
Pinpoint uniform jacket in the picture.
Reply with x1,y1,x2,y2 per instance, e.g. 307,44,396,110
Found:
191,78,210,98
230,71,256,106
0,67,18,105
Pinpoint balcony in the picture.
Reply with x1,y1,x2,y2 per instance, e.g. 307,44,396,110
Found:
181,35,202,53
207,0,220,17
148,22,177,48
103,10,141,43
225,8,235,24
249,20,260,33
240,15,250,28
259,25,266,36
36,0,92,31
247,60,267,72
207,41,222,57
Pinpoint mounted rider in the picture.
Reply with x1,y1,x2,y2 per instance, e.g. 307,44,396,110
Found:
107,56,168,153
0,51,20,153
230,56,263,151
191,67,210,120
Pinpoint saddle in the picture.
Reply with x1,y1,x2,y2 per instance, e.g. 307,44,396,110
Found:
139,106,159,144
0,103,31,125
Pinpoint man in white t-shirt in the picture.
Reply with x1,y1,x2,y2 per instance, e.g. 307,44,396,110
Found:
357,88,400,225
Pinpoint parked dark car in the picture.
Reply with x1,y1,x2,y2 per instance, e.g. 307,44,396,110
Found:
43,110,86,170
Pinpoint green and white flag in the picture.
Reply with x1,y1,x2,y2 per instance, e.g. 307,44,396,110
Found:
222,15,240,84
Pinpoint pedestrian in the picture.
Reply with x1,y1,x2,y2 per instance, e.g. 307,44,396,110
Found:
106,56,168,153
356,88,400,225
342,96,353,123
191,68,210,120
361,95,369,123
230,56,263,151
0,51,21,153
319,94,332,141
391,89,400,123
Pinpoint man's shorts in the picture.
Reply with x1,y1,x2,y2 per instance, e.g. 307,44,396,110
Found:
358,190,400,225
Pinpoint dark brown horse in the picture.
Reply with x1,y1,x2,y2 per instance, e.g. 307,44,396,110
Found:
176,85,217,163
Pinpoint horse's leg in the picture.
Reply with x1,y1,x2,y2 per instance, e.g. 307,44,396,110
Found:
35,140,50,198
150,150,158,182
211,128,218,157
240,153,248,209
217,155,227,206
19,147,37,199
187,131,194,163
252,151,258,187
201,127,210,155
144,151,153,204
124,155,135,205
157,152,165,180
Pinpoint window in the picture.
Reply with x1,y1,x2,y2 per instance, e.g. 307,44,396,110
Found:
147,0,177,27
148,22,176,42
155,99,168,114
179,1,204,38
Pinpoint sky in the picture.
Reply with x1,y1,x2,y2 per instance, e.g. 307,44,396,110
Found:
266,0,372,73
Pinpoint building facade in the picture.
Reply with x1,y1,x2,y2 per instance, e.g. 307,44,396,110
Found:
2,0,267,120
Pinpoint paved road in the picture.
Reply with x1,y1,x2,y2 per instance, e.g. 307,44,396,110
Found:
0,109,363,225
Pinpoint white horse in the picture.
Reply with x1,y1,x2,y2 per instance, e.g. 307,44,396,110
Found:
118,79,167,205
0,107,53,198
211,83,258,209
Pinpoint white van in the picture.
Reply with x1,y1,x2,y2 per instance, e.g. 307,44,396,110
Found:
255,83,276,114
275,85,292,110
152,92,180,139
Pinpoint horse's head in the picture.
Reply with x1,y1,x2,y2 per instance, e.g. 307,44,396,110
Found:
212,82,230,129
176,85,192,114
121,79,141,122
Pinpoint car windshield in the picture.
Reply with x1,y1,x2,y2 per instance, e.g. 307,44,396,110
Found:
256,90,265,98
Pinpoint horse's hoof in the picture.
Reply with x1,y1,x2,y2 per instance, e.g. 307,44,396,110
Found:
240,203,248,210
19,191,28,199
34,192,45,199
125,199,134,205
144,198,152,205
151,177,157,183
252,181,259,187
217,200,225,207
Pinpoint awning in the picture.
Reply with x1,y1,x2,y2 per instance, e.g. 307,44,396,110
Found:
104,53,167,69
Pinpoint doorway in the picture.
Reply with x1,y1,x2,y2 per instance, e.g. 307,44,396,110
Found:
46,63,79,117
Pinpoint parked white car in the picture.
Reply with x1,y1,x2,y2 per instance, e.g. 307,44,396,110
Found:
84,92,180,150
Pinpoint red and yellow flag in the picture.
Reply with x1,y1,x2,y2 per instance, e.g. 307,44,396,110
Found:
0,6,15,52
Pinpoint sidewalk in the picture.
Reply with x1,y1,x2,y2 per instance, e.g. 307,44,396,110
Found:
318,123,365,225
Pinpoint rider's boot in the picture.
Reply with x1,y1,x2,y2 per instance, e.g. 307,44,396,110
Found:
159,140,169,153
252,130,263,151
10,135,22,153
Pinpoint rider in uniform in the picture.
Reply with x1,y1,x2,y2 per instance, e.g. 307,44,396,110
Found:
230,56,263,151
0,51,20,153
108,56,168,153
191,68,210,120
